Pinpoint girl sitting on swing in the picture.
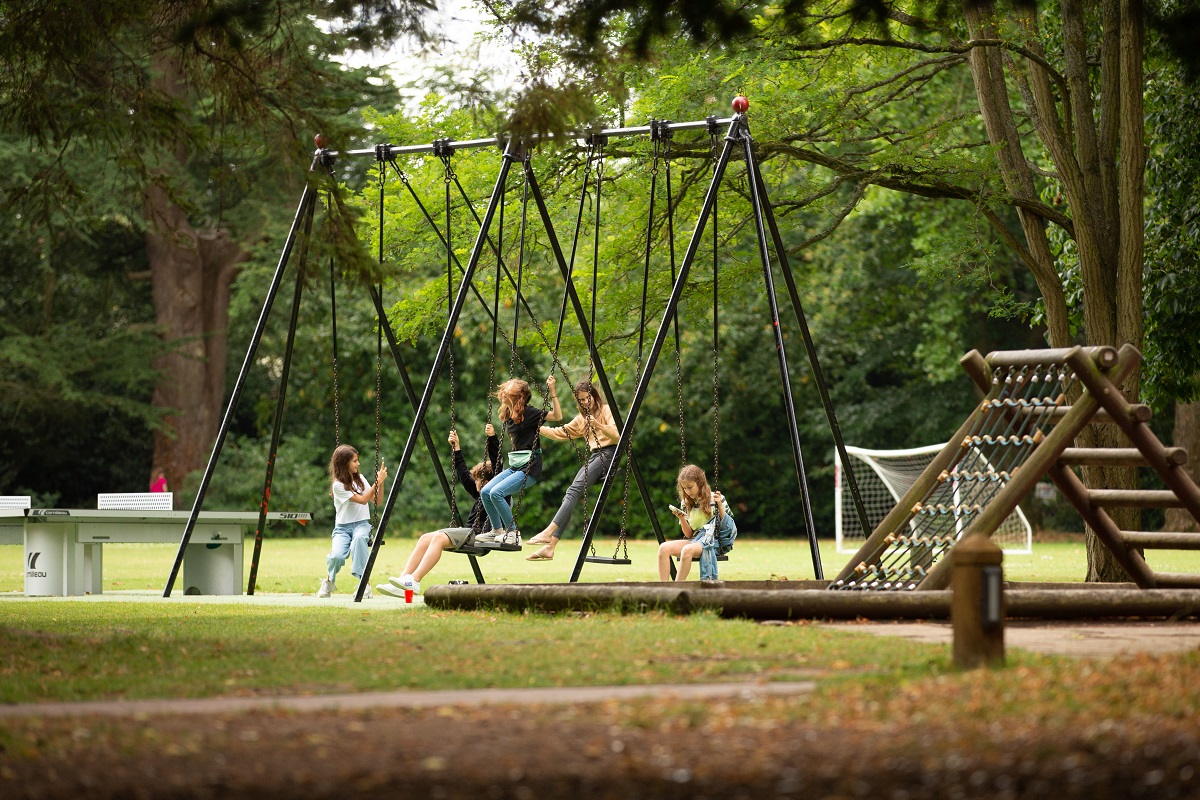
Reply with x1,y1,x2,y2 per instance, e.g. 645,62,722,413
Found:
476,376,561,548
658,464,736,582
525,378,620,561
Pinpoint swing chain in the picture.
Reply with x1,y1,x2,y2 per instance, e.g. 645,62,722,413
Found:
709,117,721,489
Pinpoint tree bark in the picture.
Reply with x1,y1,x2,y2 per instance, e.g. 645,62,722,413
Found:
146,190,244,497
1165,400,1200,534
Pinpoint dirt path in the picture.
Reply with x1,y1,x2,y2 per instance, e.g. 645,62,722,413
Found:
827,619,1200,658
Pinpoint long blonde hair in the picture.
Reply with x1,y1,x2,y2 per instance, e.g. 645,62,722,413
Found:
676,464,712,513
329,444,367,496
496,378,531,424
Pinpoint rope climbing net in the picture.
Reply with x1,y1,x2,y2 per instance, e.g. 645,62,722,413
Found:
832,360,1074,591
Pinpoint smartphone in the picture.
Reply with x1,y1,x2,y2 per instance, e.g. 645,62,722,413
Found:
668,504,683,516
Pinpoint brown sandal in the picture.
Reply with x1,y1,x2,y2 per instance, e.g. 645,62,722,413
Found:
526,546,554,561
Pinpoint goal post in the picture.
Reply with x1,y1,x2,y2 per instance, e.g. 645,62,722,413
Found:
835,443,1033,554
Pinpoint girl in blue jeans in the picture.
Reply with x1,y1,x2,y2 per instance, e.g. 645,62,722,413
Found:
477,376,561,548
318,444,387,598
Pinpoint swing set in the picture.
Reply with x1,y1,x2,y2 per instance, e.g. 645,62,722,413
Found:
162,101,873,600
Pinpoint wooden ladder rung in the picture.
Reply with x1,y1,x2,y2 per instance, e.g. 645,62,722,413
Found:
1121,531,1200,550
1088,489,1183,508
1059,447,1188,467
1149,572,1200,589
1034,404,1153,423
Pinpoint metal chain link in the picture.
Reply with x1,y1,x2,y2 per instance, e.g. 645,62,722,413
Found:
710,128,720,491
441,151,462,526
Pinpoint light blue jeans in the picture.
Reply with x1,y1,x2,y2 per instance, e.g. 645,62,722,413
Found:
327,519,371,580
479,468,537,531
695,513,737,581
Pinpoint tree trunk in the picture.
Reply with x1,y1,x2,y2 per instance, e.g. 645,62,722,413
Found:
145,48,246,498
963,0,1146,581
146,190,244,498
1165,400,1200,533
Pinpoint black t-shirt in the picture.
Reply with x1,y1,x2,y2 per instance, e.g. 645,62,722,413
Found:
505,407,546,480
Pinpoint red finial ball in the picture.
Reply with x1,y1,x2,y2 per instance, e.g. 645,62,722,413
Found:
731,95,749,114
314,133,328,149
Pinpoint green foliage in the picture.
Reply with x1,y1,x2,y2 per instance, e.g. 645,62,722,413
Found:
1142,59,1200,408
0,208,165,500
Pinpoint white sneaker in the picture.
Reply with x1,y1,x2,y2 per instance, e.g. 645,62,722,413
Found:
378,575,420,597
317,577,334,598
475,528,503,544
498,529,521,547
360,583,372,600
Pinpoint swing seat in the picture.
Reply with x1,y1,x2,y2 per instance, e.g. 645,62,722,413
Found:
477,541,523,553
584,555,632,565
448,544,492,557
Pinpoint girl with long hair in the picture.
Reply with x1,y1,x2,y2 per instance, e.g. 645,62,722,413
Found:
658,464,736,581
526,378,620,561
318,444,387,598
476,376,561,547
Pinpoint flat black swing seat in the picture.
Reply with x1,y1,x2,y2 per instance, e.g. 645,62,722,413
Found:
475,541,523,553
584,555,632,565
447,544,492,557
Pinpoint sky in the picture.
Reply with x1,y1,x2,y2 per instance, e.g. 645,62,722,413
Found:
339,0,525,112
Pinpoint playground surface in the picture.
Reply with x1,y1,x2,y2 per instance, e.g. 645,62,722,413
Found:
4,591,1199,798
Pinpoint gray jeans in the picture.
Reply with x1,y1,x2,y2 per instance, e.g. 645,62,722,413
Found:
551,445,617,537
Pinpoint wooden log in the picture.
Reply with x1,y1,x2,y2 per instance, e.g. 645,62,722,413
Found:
1120,531,1200,550
1088,489,1183,508
1058,447,1188,467
424,584,695,614
425,583,1200,620
1048,461,1158,588
1145,573,1200,589
1005,588,1200,617
1025,406,1119,424
984,346,1117,369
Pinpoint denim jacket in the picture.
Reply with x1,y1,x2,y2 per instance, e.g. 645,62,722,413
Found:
690,501,737,581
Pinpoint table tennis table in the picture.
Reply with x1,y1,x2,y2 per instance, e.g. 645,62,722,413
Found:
10,508,311,596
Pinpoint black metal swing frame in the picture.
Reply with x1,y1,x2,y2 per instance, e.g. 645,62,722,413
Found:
163,111,874,600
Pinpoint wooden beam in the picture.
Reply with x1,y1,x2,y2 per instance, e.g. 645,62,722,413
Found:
1088,489,1183,508
1121,531,1200,549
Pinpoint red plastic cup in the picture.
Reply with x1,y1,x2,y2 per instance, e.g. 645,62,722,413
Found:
405,589,414,603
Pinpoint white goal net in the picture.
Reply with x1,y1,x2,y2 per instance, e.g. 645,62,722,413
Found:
835,443,1033,554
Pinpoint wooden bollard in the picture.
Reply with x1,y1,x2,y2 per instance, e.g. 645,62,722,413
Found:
951,532,1005,668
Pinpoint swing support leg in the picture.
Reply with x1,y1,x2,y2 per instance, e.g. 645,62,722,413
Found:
740,132,823,580
165,161,321,597
353,144,518,602
365,283,465,527
747,154,871,560
248,202,314,594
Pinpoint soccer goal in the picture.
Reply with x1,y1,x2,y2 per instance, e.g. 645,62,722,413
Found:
835,443,1033,554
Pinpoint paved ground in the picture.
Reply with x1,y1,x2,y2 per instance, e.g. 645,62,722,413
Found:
0,680,814,720
0,589,422,608
830,618,1200,657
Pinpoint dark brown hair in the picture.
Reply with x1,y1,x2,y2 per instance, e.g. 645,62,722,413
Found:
329,444,367,496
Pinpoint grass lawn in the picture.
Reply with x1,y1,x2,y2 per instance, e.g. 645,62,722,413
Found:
2,535,1199,707
8,533,1199,595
